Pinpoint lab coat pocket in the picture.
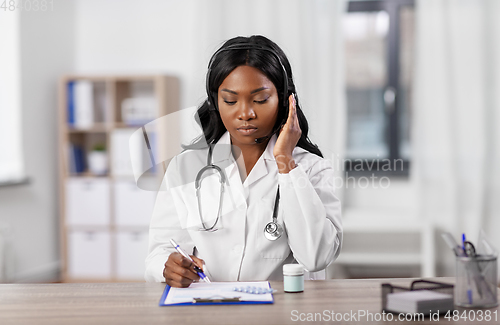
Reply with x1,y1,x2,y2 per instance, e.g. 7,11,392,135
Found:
257,197,290,259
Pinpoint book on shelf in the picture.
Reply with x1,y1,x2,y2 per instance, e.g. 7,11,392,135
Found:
68,144,86,174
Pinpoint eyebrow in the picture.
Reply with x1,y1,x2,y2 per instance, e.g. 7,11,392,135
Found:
220,87,269,95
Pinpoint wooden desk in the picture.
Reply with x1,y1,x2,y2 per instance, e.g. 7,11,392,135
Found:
0,278,498,324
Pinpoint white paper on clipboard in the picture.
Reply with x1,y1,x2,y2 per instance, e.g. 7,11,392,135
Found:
161,281,274,305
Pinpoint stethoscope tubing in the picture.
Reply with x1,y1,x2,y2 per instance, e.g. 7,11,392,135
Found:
195,143,282,240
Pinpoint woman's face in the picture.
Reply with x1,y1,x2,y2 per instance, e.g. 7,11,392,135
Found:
217,65,279,147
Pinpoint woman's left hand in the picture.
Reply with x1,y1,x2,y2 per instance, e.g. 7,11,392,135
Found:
273,93,302,173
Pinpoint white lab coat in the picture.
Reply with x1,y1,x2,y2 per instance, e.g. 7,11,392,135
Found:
144,132,342,282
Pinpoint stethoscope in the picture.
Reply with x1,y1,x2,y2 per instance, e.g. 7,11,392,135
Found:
194,144,283,240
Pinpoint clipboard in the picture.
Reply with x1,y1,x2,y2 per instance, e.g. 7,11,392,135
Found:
159,281,275,306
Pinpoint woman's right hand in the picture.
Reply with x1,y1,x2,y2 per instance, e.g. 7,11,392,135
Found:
163,252,205,288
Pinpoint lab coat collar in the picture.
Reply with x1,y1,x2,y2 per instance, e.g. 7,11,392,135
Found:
263,134,277,161
211,132,233,164
212,131,277,164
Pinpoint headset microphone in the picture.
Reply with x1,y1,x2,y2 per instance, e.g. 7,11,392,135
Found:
254,118,286,144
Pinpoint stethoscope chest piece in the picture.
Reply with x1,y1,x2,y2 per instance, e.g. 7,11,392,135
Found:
264,221,283,241
263,187,282,241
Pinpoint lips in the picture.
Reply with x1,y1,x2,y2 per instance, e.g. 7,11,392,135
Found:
236,125,258,135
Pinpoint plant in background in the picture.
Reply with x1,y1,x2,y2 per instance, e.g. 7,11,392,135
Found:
88,143,107,175
92,143,106,152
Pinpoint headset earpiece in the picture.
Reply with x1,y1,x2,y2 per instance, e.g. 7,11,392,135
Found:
208,92,217,111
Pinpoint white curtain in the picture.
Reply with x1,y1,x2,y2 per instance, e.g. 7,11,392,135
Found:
413,0,500,279
192,0,347,278
0,10,25,184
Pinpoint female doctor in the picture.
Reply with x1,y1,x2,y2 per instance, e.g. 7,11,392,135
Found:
145,35,342,287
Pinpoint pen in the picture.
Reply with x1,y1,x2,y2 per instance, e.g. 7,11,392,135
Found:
462,233,473,304
170,239,211,283
462,233,467,255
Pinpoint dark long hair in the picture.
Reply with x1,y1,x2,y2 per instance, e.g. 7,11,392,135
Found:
187,35,323,158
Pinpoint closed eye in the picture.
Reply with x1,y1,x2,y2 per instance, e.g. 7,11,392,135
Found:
223,98,268,105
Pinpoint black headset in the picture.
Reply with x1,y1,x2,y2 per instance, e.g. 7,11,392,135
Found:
205,43,290,111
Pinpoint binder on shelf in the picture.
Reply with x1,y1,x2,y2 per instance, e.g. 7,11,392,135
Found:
67,81,75,125
67,80,94,129
74,80,94,129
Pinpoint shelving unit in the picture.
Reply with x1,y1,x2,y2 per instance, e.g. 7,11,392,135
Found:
58,75,179,282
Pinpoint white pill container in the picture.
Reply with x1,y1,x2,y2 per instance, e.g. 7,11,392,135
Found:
283,264,304,293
